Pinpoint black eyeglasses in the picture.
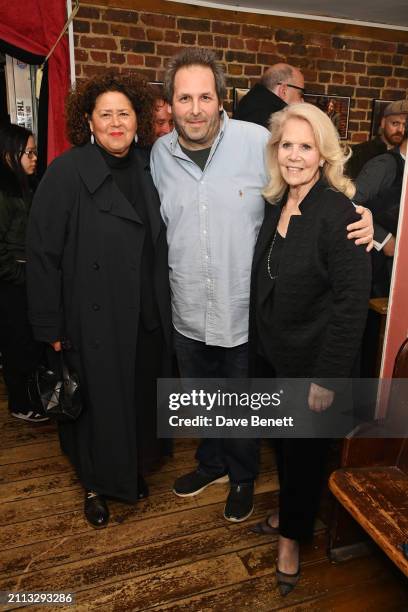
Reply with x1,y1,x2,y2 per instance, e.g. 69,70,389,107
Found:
23,149,38,159
277,82,305,95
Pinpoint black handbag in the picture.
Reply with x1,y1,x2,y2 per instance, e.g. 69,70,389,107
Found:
28,349,82,422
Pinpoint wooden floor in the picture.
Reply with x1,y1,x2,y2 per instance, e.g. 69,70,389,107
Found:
1,378,407,611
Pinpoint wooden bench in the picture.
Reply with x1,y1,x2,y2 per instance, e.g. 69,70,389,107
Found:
329,337,408,577
330,461,408,576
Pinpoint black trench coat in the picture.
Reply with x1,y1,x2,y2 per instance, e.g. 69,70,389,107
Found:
26,143,172,502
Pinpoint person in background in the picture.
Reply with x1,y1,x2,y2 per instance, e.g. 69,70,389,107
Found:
0,123,46,423
151,86,174,141
27,73,172,528
249,103,371,596
354,134,406,297
347,99,408,180
353,133,406,379
153,97,174,141
233,63,304,128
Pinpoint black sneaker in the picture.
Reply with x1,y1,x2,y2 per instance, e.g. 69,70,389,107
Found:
173,468,229,497
11,410,50,423
224,482,254,522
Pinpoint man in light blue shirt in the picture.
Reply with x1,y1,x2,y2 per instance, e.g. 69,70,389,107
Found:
151,105,269,349
151,48,270,523
151,48,373,523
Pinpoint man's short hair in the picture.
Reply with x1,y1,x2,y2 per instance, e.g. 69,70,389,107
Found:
261,65,296,92
164,48,226,104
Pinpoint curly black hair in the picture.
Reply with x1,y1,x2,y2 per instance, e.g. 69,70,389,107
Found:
66,72,155,147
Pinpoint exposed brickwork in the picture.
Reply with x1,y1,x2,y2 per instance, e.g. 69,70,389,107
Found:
74,3,408,142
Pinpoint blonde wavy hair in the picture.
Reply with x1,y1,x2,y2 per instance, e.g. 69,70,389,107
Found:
263,102,355,204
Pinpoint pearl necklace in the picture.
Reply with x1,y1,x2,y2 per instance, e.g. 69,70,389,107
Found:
267,228,279,281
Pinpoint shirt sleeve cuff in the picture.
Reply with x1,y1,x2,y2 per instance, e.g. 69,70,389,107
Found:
373,232,392,251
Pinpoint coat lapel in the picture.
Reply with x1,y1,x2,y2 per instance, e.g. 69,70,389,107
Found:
74,143,143,225
255,179,328,264
107,181,143,224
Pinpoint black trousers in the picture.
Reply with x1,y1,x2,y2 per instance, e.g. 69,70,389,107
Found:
173,329,259,483
0,281,42,412
256,354,330,541
274,437,330,541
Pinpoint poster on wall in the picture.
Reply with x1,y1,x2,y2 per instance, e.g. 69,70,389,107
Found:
304,94,350,140
5,56,37,134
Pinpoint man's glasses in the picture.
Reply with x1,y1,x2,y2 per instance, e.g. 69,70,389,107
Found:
23,149,38,159
277,82,305,95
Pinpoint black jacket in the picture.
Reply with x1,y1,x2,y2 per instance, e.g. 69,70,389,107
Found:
364,149,405,236
346,135,387,180
27,143,172,501
233,83,286,128
0,189,29,284
249,180,371,382
357,149,405,297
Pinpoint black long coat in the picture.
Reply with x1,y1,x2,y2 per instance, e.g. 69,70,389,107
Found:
26,143,172,502
249,179,371,383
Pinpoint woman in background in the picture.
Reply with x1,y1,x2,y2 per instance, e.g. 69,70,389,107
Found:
27,73,172,528
0,124,45,422
249,103,371,595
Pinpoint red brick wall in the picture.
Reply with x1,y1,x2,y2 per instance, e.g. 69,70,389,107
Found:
73,2,408,143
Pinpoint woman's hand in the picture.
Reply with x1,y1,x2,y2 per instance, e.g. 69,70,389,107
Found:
347,206,374,252
50,341,62,352
308,382,334,412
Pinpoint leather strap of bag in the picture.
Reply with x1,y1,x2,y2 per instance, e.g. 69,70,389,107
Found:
59,347,74,409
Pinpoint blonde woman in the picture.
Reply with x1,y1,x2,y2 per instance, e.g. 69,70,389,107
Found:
248,103,371,595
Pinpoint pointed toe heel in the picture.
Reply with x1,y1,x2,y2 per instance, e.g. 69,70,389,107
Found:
276,564,300,596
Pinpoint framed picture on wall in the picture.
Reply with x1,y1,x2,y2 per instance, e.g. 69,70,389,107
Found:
304,94,350,140
370,99,393,138
233,87,249,113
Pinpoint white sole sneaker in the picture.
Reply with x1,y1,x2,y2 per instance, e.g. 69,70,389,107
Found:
11,411,50,423
173,474,229,497
223,505,254,523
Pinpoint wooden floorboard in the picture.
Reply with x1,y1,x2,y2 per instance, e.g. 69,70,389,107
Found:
0,377,407,611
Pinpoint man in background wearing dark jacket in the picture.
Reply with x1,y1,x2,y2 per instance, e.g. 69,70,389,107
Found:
354,134,406,297
347,99,407,179
233,63,304,128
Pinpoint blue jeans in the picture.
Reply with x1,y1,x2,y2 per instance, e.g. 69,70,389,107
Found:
173,329,259,483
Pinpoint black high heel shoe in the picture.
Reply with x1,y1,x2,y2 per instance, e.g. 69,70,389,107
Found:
276,563,300,596
84,490,109,528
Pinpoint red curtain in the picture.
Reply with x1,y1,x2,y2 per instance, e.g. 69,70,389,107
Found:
0,1,70,163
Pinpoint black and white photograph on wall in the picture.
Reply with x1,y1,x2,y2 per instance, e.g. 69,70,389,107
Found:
370,99,394,137
304,94,350,140
233,87,249,113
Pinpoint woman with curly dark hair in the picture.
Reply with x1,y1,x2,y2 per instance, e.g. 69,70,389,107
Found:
26,72,172,527
0,123,45,422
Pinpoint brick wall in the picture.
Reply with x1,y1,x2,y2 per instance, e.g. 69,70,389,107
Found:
73,2,408,143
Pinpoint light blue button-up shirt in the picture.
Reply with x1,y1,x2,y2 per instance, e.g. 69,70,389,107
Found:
151,111,270,347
